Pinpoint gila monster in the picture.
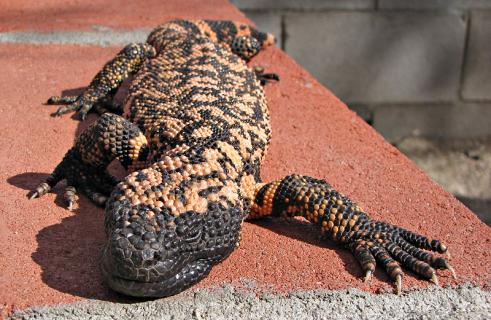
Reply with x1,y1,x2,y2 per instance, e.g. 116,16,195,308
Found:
29,19,456,297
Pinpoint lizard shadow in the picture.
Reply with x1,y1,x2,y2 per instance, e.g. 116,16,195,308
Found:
8,82,144,303
7,172,144,302
9,80,138,301
250,217,392,283
251,217,453,288
9,171,387,298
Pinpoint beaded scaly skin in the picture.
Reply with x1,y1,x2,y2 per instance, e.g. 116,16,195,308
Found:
30,19,455,297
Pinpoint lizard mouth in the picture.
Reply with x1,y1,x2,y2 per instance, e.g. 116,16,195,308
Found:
100,244,213,298
101,266,165,298
100,251,186,298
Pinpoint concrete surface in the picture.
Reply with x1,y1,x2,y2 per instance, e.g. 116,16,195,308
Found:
372,103,491,142
284,12,466,104
398,137,491,225
242,12,283,49
462,11,491,101
0,0,238,32
1,0,490,319
9,284,491,320
240,1,491,140
230,0,375,10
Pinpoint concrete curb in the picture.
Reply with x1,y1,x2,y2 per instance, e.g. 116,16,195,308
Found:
9,284,491,320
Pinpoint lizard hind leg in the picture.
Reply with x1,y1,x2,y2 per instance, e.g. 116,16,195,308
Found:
29,113,151,209
248,174,455,294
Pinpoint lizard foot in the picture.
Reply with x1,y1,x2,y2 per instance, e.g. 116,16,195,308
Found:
47,94,94,120
347,221,456,294
47,95,123,119
28,148,116,209
62,185,106,210
253,66,280,86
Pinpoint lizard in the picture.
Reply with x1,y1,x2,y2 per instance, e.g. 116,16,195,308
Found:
29,19,456,297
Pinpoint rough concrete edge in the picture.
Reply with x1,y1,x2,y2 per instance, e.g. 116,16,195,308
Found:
0,29,152,46
9,282,491,320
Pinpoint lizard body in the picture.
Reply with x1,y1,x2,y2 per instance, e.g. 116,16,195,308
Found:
31,20,454,297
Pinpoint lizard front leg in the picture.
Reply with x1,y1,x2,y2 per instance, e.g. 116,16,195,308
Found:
47,43,155,120
29,113,151,209
253,66,280,86
248,174,456,294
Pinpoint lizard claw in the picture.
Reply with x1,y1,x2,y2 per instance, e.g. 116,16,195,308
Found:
29,148,115,209
86,189,108,207
28,191,39,200
363,270,372,283
28,182,51,200
430,273,439,286
444,261,457,279
395,274,402,295
53,104,79,117
445,249,451,260
79,111,88,121
64,186,79,211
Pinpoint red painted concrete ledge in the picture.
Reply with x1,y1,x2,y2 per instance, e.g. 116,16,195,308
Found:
1,0,490,316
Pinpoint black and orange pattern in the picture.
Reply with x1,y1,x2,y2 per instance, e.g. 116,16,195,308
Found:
250,175,455,294
30,20,454,298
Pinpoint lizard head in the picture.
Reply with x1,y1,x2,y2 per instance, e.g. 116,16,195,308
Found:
100,167,243,297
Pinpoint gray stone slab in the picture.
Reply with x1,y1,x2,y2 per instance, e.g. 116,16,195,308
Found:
462,11,491,101
230,0,375,10
379,0,491,10
285,12,466,104
243,11,283,48
372,103,491,141
10,285,491,320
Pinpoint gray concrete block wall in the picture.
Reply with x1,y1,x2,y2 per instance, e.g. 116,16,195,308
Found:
244,11,283,48
232,0,491,142
231,0,375,10
378,0,491,10
285,12,466,104
462,11,491,101
373,103,491,141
